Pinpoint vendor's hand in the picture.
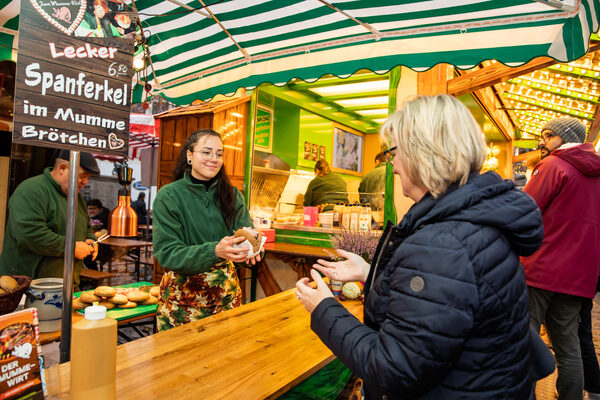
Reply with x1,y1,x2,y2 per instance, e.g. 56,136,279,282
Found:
215,236,249,263
74,241,94,260
296,269,334,313
85,239,98,261
246,252,262,266
312,249,370,283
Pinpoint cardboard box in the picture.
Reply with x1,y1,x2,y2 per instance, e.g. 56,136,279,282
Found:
257,228,275,243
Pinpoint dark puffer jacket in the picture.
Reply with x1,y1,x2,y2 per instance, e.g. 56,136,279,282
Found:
311,172,543,399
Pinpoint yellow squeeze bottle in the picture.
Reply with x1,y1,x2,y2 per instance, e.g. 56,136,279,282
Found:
70,303,117,400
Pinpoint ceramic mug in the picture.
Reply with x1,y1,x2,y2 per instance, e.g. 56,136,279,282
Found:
25,278,63,333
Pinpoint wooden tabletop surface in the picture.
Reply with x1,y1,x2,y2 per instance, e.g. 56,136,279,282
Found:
101,237,153,248
44,289,363,399
263,242,335,259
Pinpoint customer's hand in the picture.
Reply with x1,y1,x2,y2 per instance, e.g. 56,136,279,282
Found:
296,269,333,313
312,249,370,283
85,239,98,260
74,241,94,260
215,236,249,263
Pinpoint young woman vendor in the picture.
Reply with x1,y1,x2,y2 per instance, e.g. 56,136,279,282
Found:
153,129,259,331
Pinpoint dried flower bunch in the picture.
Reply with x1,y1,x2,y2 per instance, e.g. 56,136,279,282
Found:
329,229,379,263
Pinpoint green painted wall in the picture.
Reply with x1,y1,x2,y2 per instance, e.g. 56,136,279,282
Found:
297,110,334,169
271,96,300,169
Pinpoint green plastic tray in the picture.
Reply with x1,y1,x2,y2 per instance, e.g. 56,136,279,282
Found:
74,281,157,321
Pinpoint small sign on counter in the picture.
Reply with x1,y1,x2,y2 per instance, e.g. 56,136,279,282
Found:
0,308,45,400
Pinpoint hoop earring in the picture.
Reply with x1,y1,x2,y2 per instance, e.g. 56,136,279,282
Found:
187,159,192,165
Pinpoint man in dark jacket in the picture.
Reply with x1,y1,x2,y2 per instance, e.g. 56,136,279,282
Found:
522,118,600,400
358,152,386,210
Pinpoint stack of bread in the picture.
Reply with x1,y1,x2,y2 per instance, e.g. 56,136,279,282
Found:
73,285,160,310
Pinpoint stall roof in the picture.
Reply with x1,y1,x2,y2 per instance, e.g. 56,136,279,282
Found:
0,1,598,107
131,0,599,105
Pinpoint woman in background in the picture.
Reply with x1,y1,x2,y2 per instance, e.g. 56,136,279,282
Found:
296,95,545,399
303,160,348,207
153,129,259,331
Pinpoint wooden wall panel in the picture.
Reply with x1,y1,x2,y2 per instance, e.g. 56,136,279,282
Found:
213,103,247,192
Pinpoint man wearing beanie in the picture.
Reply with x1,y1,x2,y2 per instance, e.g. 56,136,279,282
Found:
0,150,100,288
522,118,600,400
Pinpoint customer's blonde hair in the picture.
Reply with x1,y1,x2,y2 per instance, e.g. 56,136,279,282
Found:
381,95,486,198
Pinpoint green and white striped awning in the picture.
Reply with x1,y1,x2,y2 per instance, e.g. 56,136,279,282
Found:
1,0,599,106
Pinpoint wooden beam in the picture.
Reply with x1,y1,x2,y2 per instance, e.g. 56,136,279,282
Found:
449,43,600,97
586,100,600,144
448,58,554,96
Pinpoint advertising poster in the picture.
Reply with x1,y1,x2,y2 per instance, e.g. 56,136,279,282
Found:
254,106,273,152
0,308,44,400
12,0,136,157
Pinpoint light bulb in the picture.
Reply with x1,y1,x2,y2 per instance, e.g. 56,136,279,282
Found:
133,57,146,70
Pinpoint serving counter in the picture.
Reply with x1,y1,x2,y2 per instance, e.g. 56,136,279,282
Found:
44,289,363,399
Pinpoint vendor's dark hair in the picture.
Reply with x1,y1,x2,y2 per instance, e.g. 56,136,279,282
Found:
174,129,235,229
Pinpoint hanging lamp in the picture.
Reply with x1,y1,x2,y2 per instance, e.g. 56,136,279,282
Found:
109,163,138,237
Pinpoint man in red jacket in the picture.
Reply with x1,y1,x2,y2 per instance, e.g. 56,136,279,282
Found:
523,118,600,400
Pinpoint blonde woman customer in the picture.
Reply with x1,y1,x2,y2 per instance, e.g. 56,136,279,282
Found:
296,95,546,399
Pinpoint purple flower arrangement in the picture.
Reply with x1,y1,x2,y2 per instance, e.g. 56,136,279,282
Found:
329,228,379,263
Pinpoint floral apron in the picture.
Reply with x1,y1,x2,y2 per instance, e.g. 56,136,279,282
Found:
156,260,242,331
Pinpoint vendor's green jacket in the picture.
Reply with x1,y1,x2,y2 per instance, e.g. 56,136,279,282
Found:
153,173,252,275
0,168,94,287
358,163,386,209
303,172,349,207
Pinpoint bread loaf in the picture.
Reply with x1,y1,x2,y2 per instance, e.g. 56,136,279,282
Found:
0,276,19,292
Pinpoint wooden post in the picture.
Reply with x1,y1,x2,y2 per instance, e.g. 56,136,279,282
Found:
417,64,452,95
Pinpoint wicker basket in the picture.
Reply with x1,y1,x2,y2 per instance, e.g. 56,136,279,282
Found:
0,275,32,315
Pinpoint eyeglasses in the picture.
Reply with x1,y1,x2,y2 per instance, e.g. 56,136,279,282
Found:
193,149,224,161
383,146,397,164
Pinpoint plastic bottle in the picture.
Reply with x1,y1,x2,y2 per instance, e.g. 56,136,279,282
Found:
359,204,371,231
331,280,343,296
333,203,341,228
350,203,360,231
341,204,350,229
70,303,117,400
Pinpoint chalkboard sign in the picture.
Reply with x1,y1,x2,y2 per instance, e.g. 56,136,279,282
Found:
12,0,135,157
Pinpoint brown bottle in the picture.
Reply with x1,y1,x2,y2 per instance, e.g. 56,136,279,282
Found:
70,304,117,400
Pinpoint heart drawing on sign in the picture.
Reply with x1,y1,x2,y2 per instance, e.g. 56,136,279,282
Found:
29,0,87,36
108,133,125,150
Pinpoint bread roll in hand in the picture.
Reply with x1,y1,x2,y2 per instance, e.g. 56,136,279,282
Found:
233,227,265,257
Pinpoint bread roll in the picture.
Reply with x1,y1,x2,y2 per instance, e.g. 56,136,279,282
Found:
98,301,116,310
127,290,149,303
80,291,102,303
141,295,158,305
107,293,128,305
94,286,116,298
149,286,160,297
72,297,89,310
234,228,263,253
0,276,19,292
117,301,138,309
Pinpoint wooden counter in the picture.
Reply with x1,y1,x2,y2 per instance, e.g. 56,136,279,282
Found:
44,289,363,399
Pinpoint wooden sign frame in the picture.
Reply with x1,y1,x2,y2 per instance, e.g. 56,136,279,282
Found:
12,0,135,157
